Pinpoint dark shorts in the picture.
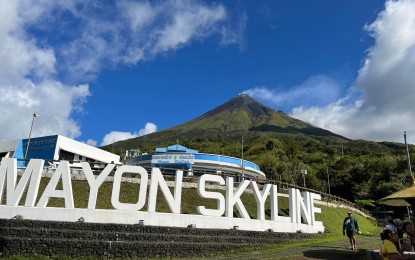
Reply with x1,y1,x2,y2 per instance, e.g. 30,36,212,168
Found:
346,230,355,238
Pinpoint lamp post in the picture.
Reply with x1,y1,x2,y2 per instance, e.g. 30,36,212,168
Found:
24,113,39,161
327,166,331,195
301,169,307,188
404,131,413,179
240,136,244,182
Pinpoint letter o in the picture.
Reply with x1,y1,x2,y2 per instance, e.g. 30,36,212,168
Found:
111,166,148,211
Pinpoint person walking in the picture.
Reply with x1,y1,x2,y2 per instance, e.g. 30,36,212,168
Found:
343,211,361,249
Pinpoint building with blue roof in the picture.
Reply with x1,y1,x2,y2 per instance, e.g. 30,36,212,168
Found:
125,144,266,180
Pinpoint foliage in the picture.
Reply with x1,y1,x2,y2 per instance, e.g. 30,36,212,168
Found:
106,135,415,209
101,95,415,209
356,199,376,209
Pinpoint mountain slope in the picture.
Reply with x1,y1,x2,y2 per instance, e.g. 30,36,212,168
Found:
106,94,347,150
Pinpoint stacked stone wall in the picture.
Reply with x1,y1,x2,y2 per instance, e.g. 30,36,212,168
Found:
0,219,319,258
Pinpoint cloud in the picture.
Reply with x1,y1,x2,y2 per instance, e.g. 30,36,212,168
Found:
56,0,241,82
290,0,415,142
242,75,343,111
100,122,158,146
150,1,227,53
0,0,242,142
86,139,97,147
0,0,90,141
101,131,138,147
138,122,158,136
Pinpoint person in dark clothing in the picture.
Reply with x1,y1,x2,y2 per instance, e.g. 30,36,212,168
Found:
343,211,361,249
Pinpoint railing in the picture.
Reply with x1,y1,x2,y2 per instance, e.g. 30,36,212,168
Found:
153,166,372,217
13,158,371,217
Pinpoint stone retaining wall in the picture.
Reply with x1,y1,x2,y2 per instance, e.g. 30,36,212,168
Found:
0,219,318,258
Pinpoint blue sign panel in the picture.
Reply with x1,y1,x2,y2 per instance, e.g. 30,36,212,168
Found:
22,135,58,161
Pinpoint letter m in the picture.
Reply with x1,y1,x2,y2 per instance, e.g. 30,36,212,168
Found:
0,158,44,206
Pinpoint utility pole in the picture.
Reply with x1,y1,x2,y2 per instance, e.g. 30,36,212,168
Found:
327,166,331,195
301,169,307,188
241,136,244,182
25,113,39,162
404,131,414,180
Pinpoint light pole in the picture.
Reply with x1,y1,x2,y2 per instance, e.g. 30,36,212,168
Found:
326,166,331,195
24,113,39,161
404,131,413,179
301,169,307,188
240,136,244,182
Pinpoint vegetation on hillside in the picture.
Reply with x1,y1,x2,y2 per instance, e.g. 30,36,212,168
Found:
105,135,414,214
101,95,414,213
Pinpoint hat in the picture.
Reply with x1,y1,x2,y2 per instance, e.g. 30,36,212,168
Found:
348,211,352,214
394,219,402,225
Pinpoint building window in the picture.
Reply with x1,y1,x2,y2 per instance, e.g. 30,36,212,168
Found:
59,149,75,161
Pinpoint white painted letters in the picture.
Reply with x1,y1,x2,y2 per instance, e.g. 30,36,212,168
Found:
251,182,271,220
148,168,183,214
197,174,225,217
270,185,290,222
0,158,44,206
83,162,115,209
0,159,324,233
225,178,250,219
111,165,148,211
37,161,74,208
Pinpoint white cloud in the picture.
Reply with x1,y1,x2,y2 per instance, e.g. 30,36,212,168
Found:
100,122,158,146
242,75,343,111
86,139,97,147
101,131,138,147
138,122,158,136
241,0,415,143
290,0,415,142
57,0,240,81
220,8,248,50
0,0,242,142
152,2,227,53
0,0,90,141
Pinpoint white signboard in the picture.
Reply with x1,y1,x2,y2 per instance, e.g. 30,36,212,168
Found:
151,154,195,164
0,158,324,233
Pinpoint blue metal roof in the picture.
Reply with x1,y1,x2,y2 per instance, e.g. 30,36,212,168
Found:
155,144,198,154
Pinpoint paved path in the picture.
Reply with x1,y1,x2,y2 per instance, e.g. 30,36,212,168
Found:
196,234,381,260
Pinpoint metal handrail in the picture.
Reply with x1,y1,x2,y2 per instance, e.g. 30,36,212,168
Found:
13,159,370,215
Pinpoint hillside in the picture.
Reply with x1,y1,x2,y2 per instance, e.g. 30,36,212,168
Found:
101,94,415,207
105,94,347,151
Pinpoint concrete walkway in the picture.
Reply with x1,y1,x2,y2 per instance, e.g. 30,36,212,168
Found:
196,234,381,260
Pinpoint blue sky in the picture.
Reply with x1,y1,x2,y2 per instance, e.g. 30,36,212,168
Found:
2,0,415,146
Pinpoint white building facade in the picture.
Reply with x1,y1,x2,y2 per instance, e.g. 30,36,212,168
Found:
0,135,120,167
